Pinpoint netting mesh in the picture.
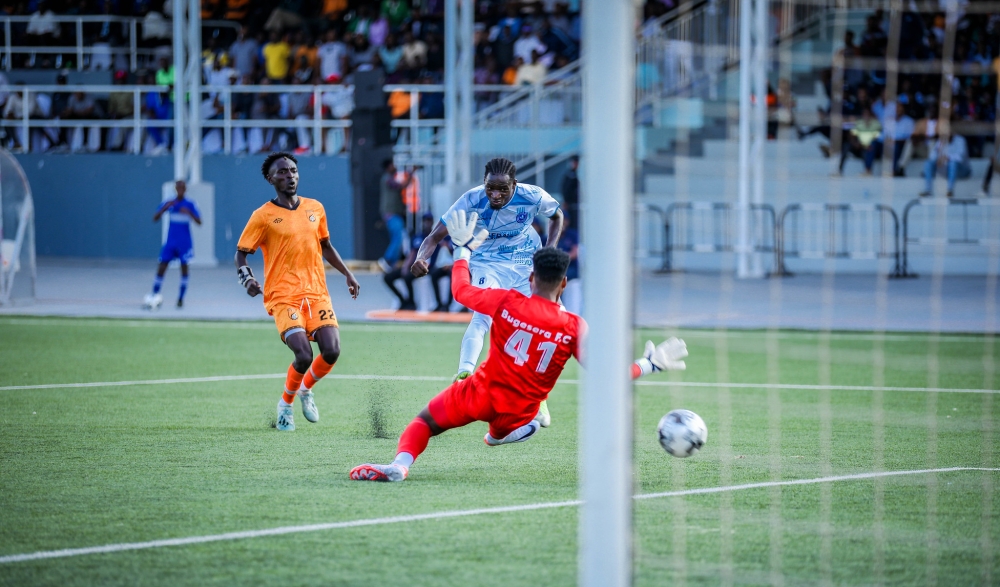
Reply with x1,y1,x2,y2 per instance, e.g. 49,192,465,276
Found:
630,0,999,583
0,149,35,305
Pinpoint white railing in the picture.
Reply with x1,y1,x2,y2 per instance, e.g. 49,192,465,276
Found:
0,16,239,72
1,83,353,155
202,84,353,155
636,0,841,104
387,80,583,192
386,82,528,158
6,84,168,153
474,60,582,128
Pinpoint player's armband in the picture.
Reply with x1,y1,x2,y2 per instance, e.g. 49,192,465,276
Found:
238,265,256,287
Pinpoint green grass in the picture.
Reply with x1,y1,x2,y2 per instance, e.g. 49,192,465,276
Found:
0,316,997,586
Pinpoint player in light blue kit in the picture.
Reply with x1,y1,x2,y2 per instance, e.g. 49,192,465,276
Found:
410,158,564,425
144,180,202,309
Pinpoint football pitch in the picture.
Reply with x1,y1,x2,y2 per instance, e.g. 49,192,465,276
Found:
0,316,997,586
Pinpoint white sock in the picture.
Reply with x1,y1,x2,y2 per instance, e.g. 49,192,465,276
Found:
458,312,492,373
392,452,415,468
278,398,292,407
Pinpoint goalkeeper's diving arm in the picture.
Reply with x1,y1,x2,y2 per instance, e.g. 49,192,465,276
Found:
444,209,689,378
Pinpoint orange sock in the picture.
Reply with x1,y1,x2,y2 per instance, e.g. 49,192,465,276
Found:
302,355,336,390
282,364,305,404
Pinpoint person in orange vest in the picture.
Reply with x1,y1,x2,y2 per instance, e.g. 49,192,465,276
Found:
397,168,420,213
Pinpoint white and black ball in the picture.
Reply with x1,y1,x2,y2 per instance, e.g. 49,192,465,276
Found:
657,409,707,458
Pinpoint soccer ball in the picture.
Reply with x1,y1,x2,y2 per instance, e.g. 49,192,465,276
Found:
657,409,707,458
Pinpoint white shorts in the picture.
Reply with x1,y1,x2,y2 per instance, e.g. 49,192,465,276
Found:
470,262,531,296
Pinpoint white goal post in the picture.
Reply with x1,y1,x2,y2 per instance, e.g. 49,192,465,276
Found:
0,149,36,306
580,0,635,586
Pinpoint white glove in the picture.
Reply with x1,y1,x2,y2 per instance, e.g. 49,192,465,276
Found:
644,337,688,371
445,210,488,251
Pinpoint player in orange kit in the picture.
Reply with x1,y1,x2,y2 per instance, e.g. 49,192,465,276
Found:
236,152,360,431
350,210,689,481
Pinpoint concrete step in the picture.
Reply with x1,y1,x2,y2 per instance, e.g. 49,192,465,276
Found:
702,137,836,160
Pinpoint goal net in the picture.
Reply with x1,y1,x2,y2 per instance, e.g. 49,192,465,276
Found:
0,149,35,306
584,0,999,584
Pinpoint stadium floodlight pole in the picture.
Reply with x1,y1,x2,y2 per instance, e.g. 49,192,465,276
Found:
750,0,767,276
580,0,635,586
187,0,202,184
736,0,752,278
443,0,457,188
0,156,4,299
172,0,186,182
457,0,473,186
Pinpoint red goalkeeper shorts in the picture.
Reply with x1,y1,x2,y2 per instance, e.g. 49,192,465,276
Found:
427,374,539,440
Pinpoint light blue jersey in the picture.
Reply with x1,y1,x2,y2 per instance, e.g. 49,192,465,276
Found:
442,183,560,286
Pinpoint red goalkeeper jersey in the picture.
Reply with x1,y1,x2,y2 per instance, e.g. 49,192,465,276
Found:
451,259,585,414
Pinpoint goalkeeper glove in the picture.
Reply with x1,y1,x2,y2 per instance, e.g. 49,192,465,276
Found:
445,210,488,261
634,337,688,375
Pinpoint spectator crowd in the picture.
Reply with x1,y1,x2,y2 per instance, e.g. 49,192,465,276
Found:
0,0,584,154
795,7,1000,195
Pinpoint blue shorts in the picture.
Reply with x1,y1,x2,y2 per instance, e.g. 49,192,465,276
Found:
158,241,194,264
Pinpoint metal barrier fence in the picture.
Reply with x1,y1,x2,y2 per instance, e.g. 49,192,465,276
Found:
635,203,668,267
0,84,353,155
777,203,901,276
900,197,1000,277
661,201,776,272
0,15,239,72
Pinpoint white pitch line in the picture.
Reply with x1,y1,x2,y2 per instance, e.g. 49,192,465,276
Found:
633,380,1000,394
1,373,997,394
0,317,992,341
634,467,1000,500
1,467,996,565
0,373,451,391
0,317,467,334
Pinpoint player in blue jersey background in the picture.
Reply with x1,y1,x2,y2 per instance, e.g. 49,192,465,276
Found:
144,180,202,310
410,157,564,425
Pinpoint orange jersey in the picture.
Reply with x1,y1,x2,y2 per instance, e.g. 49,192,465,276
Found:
237,197,331,313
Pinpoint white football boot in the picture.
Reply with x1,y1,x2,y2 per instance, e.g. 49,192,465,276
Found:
143,293,163,310
298,388,319,423
536,400,551,427
349,463,408,482
276,401,295,431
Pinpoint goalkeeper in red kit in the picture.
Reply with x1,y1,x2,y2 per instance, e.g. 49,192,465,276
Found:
350,211,689,482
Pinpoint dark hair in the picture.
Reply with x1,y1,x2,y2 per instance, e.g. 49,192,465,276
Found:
532,248,571,285
382,159,394,171
483,157,516,181
261,152,297,180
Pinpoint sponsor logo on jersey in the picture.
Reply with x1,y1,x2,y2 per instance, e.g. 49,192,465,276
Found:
500,308,562,341
273,218,283,224
488,229,527,239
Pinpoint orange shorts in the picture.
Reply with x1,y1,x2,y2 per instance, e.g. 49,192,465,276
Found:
270,295,339,342
427,374,539,439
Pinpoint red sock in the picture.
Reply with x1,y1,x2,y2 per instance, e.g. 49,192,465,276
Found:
396,417,432,463
282,364,305,405
302,355,336,390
